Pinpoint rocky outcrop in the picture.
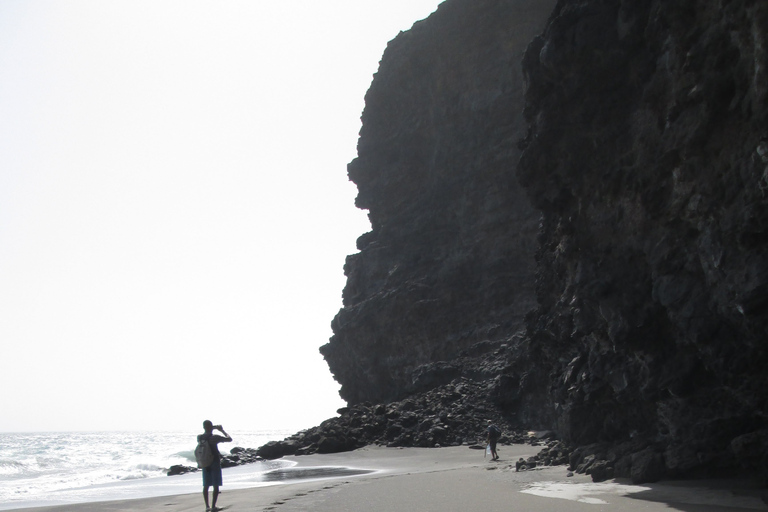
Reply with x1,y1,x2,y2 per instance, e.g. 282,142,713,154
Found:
320,0,556,406
514,0,768,480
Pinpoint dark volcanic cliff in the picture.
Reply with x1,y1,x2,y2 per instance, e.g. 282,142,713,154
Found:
320,0,556,405
311,0,768,483
514,0,768,478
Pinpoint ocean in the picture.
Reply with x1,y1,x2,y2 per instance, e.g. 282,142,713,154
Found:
0,430,294,510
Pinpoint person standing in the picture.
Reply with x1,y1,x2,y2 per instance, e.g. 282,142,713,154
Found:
198,420,232,512
486,420,501,461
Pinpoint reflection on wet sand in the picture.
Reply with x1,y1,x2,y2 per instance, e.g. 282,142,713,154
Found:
260,467,375,482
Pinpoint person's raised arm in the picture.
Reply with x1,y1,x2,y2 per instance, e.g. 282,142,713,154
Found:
216,425,232,442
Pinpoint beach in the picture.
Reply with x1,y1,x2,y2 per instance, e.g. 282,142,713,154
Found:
8,445,767,512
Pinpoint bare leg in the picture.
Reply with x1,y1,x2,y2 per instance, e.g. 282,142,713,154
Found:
203,486,210,510
212,486,220,510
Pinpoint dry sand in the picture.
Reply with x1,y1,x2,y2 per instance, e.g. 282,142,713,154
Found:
10,445,767,512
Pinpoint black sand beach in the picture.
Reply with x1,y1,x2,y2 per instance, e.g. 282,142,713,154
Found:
11,446,767,512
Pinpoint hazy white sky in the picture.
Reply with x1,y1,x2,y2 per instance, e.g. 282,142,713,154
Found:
0,0,443,433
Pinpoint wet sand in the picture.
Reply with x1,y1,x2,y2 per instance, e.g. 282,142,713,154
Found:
10,445,767,512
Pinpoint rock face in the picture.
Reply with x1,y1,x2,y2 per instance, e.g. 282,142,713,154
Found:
320,0,556,406
515,0,768,479
308,0,768,484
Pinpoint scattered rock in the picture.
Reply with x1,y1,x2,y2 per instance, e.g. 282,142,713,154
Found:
255,379,555,457
167,464,196,476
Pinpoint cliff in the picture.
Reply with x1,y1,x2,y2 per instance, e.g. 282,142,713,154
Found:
514,0,768,480
320,0,555,406
269,0,768,484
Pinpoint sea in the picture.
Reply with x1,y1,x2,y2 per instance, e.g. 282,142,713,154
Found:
0,430,296,510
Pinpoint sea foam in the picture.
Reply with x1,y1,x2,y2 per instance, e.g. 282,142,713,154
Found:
0,429,292,510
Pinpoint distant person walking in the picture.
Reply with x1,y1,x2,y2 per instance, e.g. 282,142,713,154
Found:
198,420,232,512
486,420,501,461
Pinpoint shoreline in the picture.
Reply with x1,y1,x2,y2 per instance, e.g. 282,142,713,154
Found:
5,445,767,512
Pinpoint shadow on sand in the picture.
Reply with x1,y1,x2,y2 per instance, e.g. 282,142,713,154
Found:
623,478,767,511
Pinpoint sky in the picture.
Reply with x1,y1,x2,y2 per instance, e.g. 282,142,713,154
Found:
0,0,444,433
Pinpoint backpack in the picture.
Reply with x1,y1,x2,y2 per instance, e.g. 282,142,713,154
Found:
488,425,501,440
195,438,215,468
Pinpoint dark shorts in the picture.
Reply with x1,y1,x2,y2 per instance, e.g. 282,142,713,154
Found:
489,438,498,450
202,459,222,488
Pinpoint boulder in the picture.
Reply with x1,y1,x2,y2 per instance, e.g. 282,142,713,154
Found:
589,460,614,483
317,435,357,454
631,449,666,484
167,464,196,476
256,440,298,460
